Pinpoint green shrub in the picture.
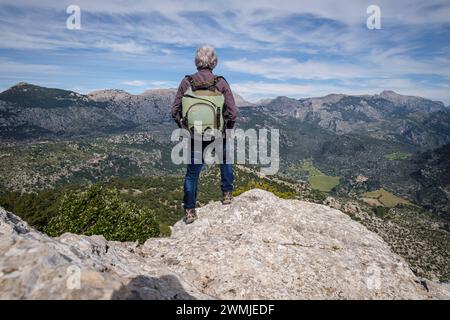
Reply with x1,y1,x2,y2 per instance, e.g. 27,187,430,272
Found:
159,223,172,237
373,205,390,218
0,189,68,230
309,189,327,203
44,184,159,243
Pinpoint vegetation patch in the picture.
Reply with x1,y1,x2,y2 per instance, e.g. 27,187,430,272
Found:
293,159,340,192
1,167,323,241
309,175,340,193
363,188,413,208
385,152,412,161
44,184,159,243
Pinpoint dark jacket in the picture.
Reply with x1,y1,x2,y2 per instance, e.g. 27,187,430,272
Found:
171,69,238,129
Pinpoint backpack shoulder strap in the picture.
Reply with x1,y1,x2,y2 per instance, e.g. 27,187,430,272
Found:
186,74,222,91
215,76,229,85
185,75,194,87
214,76,226,82
214,76,229,92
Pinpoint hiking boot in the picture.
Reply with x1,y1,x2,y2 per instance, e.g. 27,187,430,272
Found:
222,191,233,205
184,208,198,224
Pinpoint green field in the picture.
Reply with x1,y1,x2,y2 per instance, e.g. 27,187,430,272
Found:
299,159,325,176
363,188,413,207
385,152,413,161
309,175,340,192
297,159,340,192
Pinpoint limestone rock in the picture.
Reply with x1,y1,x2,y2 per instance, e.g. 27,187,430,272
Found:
0,208,208,300
355,174,369,183
324,196,341,210
1,189,448,300
342,201,362,215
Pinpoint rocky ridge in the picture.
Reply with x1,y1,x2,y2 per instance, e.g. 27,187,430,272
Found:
1,189,448,300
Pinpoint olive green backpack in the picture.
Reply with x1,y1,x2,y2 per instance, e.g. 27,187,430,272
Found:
181,75,225,134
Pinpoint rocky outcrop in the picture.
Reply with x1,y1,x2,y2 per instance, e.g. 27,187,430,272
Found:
1,189,448,300
0,83,253,140
378,90,445,113
260,91,450,149
0,208,208,300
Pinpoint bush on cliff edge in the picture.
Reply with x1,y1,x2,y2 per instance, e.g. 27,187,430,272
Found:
44,184,159,243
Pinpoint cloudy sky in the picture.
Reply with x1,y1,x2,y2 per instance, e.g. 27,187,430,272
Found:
0,0,450,103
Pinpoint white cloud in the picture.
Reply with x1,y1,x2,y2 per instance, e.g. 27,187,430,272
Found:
232,82,316,100
1,0,449,104
160,48,173,55
0,58,61,74
231,81,385,101
224,58,368,80
8,0,450,25
96,41,148,54
147,80,178,87
120,79,177,88
1,0,448,59
224,54,450,81
121,80,147,86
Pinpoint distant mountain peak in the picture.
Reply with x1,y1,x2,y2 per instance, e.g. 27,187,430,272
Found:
232,92,255,107
13,81,32,88
324,93,345,98
6,82,42,92
88,88,131,96
255,98,273,106
142,88,177,96
377,90,445,112
378,90,423,101
92,88,129,93
380,90,398,95
5,82,72,94
0,82,91,109
273,96,298,102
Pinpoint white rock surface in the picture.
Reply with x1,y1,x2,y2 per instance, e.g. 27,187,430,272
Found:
1,189,448,300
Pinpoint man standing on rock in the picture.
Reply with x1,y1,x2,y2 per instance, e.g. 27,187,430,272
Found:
171,45,238,224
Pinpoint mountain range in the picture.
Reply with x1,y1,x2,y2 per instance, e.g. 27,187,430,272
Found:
1,83,449,146
0,82,449,220
0,82,253,139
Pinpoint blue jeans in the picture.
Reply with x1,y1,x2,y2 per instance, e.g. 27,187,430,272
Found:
183,139,233,209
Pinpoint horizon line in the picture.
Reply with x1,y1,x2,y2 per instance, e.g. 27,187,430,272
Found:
1,81,447,106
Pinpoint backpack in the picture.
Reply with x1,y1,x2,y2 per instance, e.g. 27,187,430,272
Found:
181,75,225,135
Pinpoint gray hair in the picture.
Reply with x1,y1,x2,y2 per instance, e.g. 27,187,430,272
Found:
195,45,218,70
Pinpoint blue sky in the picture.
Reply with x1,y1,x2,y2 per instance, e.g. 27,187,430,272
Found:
1,0,450,103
